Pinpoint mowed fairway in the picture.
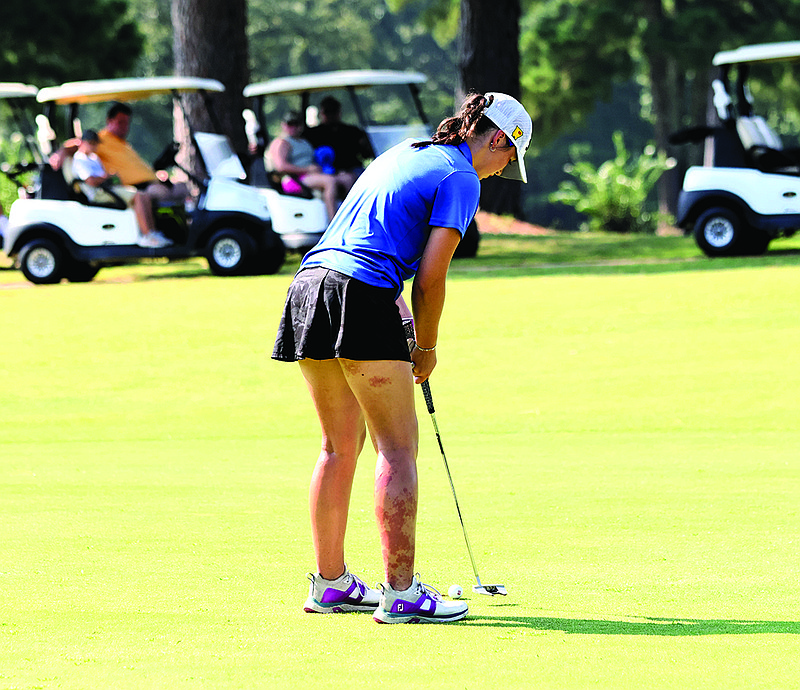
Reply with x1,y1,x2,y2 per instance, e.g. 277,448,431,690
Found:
1,245,799,689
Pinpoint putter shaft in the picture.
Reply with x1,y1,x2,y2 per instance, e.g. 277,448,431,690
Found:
404,319,505,595
421,379,506,596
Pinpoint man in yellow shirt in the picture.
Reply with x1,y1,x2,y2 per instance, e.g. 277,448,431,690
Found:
97,102,195,247
96,103,160,187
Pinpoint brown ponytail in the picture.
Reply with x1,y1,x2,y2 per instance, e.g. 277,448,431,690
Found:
412,93,497,148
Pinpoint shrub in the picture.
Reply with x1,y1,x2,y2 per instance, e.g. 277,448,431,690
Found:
550,130,675,233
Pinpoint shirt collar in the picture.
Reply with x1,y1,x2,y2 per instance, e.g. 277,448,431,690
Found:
457,142,472,164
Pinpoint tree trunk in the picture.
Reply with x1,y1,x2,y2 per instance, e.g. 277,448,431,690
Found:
459,0,523,217
639,0,679,224
171,0,250,178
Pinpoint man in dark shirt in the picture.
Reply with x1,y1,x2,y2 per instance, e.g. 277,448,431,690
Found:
305,96,374,193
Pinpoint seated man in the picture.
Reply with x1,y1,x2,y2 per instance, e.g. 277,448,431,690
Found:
266,111,338,220
94,102,191,204
304,96,374,194
71,129,172,247
50,101,190,238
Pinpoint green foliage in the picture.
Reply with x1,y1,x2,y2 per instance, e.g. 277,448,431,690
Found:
520,1,638,146
0,129,37,218
0,0,144,85
519,0,800,147
387,0,460,46
0,174,18,220
125,0,174,75
550,131,674,234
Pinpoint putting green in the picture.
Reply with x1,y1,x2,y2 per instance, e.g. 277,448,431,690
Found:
1,252,798,688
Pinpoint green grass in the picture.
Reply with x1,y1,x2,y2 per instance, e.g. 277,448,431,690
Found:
1,235,799,688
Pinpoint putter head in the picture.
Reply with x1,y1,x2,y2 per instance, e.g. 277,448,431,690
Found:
473,584,507,596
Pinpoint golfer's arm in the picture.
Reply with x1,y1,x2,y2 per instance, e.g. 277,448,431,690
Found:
411,226,462,349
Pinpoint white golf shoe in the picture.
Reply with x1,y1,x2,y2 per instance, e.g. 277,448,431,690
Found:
373,574,469,624
303,567,381,614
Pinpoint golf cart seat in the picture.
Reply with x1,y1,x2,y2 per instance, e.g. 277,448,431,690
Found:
36,163,75,201
736,116,800,174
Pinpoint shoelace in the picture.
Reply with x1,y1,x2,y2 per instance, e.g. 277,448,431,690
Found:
414,575,442,601
376,574,443,600
347,573,370,595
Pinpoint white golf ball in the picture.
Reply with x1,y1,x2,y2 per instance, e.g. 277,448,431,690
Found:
448,584,463,599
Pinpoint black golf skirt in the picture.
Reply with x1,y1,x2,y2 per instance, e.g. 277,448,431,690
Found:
272,267,411,363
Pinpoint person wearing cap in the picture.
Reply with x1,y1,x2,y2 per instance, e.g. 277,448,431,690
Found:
272,92,532,624
71,129,172,248
266,111,339,220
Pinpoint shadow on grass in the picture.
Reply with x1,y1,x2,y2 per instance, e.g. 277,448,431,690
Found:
463,613,800,635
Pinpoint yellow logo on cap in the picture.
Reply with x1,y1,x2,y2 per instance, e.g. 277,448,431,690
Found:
511,126,524,140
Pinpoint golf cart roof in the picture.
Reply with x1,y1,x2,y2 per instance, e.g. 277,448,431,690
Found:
713,41,800,67
243,70,427,98
0,83,38,98
36,77,225,105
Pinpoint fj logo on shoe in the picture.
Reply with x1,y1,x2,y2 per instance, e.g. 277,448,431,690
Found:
397,603,404,612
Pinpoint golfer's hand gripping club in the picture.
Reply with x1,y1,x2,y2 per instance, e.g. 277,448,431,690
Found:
403,318,436,384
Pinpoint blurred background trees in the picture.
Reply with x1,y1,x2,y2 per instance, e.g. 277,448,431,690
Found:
4,0,800,229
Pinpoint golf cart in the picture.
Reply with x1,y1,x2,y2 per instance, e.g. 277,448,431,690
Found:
3,77,285,284
243,70,480,257
673,41,800,256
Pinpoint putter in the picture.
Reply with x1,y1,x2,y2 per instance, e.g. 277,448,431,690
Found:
404,320,507,596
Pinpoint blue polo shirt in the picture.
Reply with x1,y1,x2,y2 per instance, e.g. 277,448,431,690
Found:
300,140,480,297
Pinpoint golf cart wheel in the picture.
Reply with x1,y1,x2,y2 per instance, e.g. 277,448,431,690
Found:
693,206,747,257
19,238,66,284
66,260,100,283
207,228,255,276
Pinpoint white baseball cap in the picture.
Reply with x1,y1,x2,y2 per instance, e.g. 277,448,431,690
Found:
483,92,532,183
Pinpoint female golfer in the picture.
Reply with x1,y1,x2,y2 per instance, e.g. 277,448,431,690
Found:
273,92,532,624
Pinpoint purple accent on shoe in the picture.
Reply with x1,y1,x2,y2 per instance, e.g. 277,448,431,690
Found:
390,590,436,615
320,577,365,604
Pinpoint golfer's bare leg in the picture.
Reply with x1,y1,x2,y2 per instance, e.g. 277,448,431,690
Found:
299,359,367,580
340,358,418,592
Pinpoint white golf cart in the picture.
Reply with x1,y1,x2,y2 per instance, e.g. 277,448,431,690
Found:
674,41,800,256
243,69,480,257
3,76,285,284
